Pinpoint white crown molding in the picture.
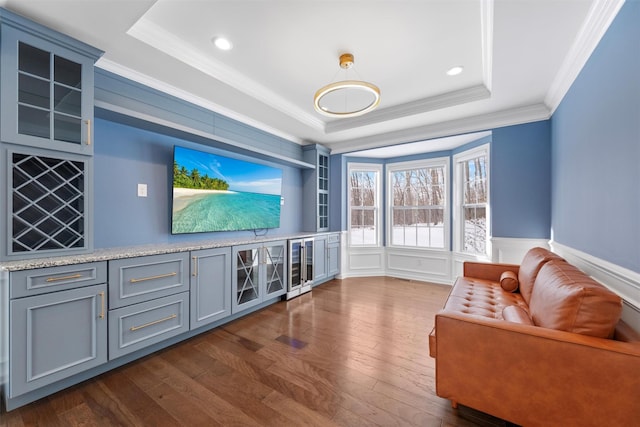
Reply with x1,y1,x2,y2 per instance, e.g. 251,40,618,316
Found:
544,0,625,113
326,1,494,134
95,58,305,146
325,84,491,134
330,103,551,154
481,0,494,92
125,16,326,132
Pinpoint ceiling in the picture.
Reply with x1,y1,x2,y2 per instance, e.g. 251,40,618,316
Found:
0,1,623,155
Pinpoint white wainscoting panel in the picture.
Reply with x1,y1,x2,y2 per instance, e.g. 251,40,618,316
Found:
386,249,452,284
346,247,386,277
550,242,640,331
491,237,550,264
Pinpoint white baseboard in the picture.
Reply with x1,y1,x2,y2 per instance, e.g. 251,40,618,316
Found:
550,241,640,330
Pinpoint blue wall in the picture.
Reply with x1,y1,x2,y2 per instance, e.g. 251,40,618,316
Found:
93,118,303,248
551,0,640,272
492,121,551,239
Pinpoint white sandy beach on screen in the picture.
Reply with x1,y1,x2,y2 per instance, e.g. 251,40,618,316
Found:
172,187,236,212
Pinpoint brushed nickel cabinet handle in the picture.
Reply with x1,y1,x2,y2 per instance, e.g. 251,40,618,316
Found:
130,314,177,332
46,273,82,283
129,272,177,283
99,291,105,319
192,256,198,277
85,119,91,145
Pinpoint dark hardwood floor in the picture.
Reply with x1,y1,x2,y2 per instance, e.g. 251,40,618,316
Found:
1,277,513,426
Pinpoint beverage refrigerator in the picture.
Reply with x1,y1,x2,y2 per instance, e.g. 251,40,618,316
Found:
287,237,314,299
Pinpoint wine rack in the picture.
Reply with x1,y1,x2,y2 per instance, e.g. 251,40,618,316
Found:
10,151,87,254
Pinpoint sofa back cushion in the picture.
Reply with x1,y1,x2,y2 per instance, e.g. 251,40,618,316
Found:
518,247,564,304
529,260,623,338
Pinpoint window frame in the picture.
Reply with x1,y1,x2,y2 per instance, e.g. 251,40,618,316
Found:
385,157,450,250
347,162,383,247
453,143,490,256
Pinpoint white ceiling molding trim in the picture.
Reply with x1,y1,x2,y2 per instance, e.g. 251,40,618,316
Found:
126,15,326,132
481,0,494,91
325,84,491,134
544,0,626,114
325,0,494,135
330,103,551,154
96,58,306,145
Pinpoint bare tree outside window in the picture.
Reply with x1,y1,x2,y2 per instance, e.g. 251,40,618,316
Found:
349,169,378,245
461,155,487,254
390,164,446,248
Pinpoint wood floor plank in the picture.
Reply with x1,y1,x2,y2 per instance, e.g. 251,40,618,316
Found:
1,277,513,427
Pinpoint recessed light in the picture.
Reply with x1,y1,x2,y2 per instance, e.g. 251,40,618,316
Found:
212,36,233,51
446,66,464,76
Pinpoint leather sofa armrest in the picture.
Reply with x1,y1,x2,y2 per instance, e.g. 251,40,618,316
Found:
435,312,640,426
462,262,520,282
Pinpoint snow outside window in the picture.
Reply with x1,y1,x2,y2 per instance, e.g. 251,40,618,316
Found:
454,145,489,255
348,164,382,246
387,158,449,249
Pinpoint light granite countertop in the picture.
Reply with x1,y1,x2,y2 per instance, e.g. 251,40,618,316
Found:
0,232,336,271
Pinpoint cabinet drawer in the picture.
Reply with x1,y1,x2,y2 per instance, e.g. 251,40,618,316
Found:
328,234,340,244
108,252,190,309
108,292,189,359
10,262,107,299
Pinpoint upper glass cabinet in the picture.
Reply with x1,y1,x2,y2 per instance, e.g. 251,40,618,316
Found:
302,144,330,232
0,11,103,155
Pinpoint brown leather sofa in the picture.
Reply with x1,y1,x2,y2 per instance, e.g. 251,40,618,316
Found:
429,247,640,427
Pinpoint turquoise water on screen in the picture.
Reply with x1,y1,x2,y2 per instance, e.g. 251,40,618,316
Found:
172,191,281,233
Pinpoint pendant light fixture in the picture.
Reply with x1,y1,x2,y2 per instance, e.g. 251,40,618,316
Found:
314,53,380,118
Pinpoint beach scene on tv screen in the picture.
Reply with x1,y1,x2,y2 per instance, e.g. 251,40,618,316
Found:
172,146,282,233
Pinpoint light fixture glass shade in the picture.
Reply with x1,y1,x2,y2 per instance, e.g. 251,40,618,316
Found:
314,53,380,118
314,80,380,117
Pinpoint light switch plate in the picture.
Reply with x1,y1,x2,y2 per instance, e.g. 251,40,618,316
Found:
137,183,147,197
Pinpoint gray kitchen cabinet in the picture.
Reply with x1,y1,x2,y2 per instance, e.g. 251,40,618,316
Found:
327,233,341,277
312,233,341,286
107,253,190,359
0,8,102,261
108,252,190,309
190,247,232,329
9,282,107,397
0,8,102,154
108,292,189,360
313,235,328,283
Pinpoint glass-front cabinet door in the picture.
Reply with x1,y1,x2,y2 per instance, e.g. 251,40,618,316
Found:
0,23,102,154
232,241,287,314
264,242,286,298
232,246,261,312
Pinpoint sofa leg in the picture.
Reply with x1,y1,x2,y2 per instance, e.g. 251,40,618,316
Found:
451,401,458,409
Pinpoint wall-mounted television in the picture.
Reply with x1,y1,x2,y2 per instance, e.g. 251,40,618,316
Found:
171,145,283,234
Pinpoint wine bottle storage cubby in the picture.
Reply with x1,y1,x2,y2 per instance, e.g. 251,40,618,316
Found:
10,152,87,254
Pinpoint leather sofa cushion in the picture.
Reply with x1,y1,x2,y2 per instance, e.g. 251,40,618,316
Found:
502,305,533,325
444,277,528,320
518,247,564,305
500,271,519,292
529,260,623,338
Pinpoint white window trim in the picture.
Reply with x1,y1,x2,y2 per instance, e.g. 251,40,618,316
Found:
347,162,383,247
385,157,450,251
453,143,491,256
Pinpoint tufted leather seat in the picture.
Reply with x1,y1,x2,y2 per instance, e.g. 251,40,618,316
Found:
446,277,529,319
